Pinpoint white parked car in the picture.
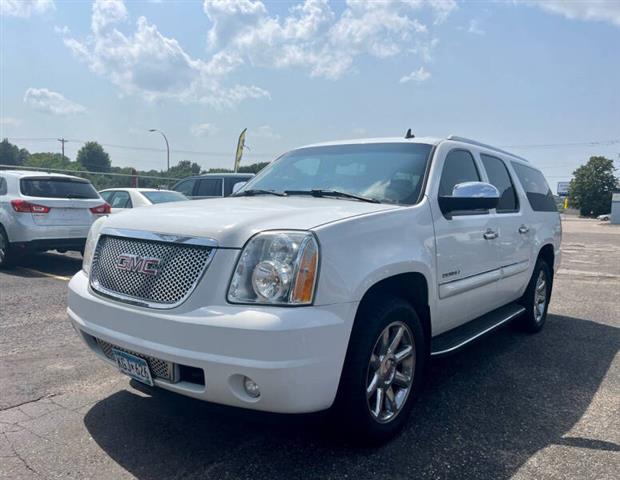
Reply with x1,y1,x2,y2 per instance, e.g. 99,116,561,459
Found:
68,135,561,443
99,188,188,213
596,213,610,221
0,170,110,267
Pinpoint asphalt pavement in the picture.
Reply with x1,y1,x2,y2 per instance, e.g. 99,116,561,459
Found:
1,217,618,479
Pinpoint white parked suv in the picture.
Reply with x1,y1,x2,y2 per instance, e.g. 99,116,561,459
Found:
67,135,561,443
0,170,110,267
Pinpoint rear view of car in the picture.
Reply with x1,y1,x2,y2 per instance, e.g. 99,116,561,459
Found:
0,171,110,267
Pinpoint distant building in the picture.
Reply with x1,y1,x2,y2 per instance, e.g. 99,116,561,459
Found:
612,192,620,225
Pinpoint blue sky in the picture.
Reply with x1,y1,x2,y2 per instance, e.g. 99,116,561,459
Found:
1,0,619,189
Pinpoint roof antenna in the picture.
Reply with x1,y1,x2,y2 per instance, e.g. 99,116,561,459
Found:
405,128,415,139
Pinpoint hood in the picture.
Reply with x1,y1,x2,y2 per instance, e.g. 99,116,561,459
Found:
100,196,399,248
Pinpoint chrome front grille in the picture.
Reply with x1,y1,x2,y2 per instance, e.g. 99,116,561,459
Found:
96,338,176,382
90,231,215,308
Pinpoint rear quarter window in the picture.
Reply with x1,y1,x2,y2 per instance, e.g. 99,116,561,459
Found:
0,177,7,195
20,177,99,199
511,163,557,212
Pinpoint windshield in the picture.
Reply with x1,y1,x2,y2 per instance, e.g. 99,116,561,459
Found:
20,177,99,199
142,191,188,204
242,143,433,205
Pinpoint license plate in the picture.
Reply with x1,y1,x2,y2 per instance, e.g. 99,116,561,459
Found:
112,349,154,386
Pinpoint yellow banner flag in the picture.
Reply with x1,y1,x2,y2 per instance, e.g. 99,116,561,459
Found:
234,128,247,172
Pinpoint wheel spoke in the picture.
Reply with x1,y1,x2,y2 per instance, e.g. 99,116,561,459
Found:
393,370,411,388
374,388,384,417
381,329,390,352
388,326,405,353
385,386,396,412
367,373,379,397
395,345,413,363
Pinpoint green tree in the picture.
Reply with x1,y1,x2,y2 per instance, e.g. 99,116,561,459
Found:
568,156,617,217
167,160,202,179
0,139,29,166
76,141,111,172
25,152,74,170
238,161,269,174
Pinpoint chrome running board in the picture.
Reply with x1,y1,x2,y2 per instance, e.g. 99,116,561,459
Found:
430,303,525,356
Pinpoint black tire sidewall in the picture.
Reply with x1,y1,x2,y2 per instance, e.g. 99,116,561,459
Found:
519,259,552,332
334,296,427,444
0,226,12,269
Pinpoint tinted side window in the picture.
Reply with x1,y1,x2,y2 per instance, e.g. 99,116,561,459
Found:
0,177,6,195
511,163,557,212
173,179,196,196
100,191,114,202
438,149,480,196
110,191,132,208
196,178,223,197
481,154,518,213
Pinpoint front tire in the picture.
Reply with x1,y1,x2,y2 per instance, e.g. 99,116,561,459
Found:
333,296,427,445
517,259,553,333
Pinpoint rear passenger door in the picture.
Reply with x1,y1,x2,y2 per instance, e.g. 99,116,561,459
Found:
430,147,500,332
479,154,531,304
194,178,223,199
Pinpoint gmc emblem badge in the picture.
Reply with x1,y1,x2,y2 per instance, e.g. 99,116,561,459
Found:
115,254,162,276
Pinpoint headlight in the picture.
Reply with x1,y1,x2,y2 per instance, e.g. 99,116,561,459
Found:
228,231,319,305
82,216,107,275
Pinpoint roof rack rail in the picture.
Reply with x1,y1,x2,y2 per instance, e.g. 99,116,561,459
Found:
446,135,529,163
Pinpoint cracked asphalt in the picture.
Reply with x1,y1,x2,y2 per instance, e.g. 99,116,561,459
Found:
1,216,619,479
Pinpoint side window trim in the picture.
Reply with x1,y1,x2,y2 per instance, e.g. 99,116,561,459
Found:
479,153,520,214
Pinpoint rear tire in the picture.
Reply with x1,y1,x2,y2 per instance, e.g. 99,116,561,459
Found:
0,227,17,269
517,259,553,333
332,296,427,445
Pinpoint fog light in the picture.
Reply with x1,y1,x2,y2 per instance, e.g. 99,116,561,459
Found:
243,376,260,398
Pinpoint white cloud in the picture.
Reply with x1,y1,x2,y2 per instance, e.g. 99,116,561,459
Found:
0,117,23,127
203,0,455,79
519,0,620,27
467,19,485,35
63,0,269,108
399,66,431,83
191,123,219,137
0,0,54,18
251,125,281,139
54,25,70,35
23,88,86,115
62,1,457,107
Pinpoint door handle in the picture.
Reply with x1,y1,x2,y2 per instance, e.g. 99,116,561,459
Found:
518,225,529,234
483,229,498,240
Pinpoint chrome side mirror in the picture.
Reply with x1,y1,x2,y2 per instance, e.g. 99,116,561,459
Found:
232,181,247,194
439,181,500,215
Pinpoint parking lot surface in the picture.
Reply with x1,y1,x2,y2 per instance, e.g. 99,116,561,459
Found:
1,217,618,479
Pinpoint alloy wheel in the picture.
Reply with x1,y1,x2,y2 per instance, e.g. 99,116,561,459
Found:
366,321,415,424
534,270,547,323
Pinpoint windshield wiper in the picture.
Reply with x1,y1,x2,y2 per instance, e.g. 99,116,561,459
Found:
233,189,287,197
284,189,380,204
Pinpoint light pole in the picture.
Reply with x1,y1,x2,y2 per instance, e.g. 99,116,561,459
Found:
148,129,170,179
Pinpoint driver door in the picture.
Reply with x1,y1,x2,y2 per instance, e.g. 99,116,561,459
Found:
429,147,500,334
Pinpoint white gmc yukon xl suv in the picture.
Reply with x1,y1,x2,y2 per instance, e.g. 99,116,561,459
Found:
68,135,561,443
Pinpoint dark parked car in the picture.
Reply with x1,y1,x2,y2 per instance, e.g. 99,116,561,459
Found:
172,173,254,200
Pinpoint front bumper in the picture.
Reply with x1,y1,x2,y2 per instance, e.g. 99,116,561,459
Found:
68,271,357,413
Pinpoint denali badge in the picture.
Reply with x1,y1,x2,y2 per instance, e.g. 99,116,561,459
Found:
115,254,161,276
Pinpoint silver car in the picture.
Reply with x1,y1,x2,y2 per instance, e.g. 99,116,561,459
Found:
0,170,110,267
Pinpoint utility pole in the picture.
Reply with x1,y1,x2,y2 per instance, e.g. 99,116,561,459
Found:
57,138,68,159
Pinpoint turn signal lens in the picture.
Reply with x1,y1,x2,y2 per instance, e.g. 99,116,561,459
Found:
291,238,319,304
